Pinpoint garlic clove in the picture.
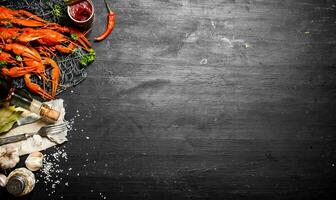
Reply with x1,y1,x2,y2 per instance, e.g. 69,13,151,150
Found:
0,174,7,187
25,152,43,172
0,145,20,170
33,135,43,146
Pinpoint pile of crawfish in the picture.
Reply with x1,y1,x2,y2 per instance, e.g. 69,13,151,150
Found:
0,6,92,100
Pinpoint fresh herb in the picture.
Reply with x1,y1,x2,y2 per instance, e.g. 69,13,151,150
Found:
5,23,13,28
51,3,65,22
0,103,23,134
16,55,23,61
79,49,96,67
72,48,96,67
0,61,7,67
71,33,78,41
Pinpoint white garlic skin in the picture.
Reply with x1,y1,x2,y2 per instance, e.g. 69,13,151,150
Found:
0,174,7,187
33,135,43,146
0,145,20,170
25,152,43,172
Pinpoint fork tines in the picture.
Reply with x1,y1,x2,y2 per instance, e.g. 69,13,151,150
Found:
44,122,69,135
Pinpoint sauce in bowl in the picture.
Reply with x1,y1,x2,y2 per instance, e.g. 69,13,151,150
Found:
69,0,93,22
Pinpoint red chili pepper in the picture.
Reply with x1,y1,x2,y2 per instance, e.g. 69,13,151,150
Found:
94,0,116,42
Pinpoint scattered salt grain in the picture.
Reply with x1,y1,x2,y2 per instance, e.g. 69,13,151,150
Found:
200,58,207,65
99,192,107,199
38,146,68,196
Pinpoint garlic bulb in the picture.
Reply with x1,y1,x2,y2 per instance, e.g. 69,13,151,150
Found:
0,174,7,187
25,152,43,171
0,145,20,170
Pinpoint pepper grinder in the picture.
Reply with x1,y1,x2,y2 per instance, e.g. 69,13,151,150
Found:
6,168,36,197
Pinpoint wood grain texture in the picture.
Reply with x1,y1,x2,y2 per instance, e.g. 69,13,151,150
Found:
1,0,336,199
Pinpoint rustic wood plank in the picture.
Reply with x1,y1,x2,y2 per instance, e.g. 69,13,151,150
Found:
1,0,336,199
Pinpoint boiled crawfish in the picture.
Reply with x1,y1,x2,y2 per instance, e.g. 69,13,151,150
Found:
0,6,50,27
0,6,93,100
0,43,60,100
0,27,91,56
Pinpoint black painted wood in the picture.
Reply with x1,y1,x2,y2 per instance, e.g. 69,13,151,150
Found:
1,0,336,199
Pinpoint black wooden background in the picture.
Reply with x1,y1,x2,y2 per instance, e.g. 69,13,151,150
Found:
1,0,336,199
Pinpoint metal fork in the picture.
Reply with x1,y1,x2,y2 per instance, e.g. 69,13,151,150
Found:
0,122,68,146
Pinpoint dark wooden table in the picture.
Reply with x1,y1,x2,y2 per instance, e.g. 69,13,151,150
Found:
1,0,336,199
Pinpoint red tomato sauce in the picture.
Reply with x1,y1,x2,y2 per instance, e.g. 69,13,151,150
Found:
69,0,93,21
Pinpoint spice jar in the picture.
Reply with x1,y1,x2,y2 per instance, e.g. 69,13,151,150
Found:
6,168,35,197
